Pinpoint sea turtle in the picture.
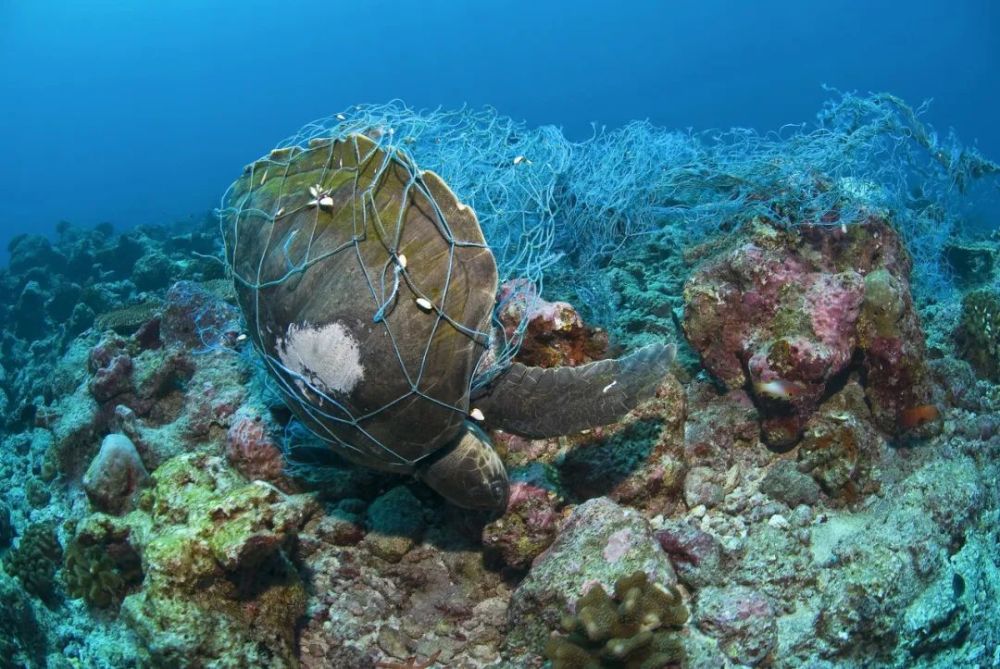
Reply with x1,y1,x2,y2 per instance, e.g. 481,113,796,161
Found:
221,133,674,512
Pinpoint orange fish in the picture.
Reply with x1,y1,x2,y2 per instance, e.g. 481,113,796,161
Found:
898,404,940,430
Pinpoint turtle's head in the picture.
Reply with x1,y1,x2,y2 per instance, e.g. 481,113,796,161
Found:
417,422,509,512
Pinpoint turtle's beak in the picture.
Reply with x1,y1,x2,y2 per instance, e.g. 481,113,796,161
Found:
416,422,509,512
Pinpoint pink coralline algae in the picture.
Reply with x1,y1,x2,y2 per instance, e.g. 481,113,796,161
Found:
482,479,562,570
696,585,777,666
88,336,134,403
226,412,294,490
683,218,935,448
497,279,609,367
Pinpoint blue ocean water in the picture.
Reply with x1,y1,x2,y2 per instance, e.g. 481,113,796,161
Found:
1,1,998,256
3,3,1000,668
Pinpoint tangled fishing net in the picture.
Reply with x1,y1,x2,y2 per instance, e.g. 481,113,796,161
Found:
218,92,998,467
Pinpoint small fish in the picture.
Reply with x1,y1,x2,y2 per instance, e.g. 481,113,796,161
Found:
753,378,804,401
898,404,940,430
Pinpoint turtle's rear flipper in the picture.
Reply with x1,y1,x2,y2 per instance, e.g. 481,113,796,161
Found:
473,343,676,438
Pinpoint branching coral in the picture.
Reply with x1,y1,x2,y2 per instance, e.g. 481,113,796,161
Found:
63,530,143,609
544,571,688,669
3,521,62,603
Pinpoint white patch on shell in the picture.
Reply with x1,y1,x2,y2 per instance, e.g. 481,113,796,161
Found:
276,321,364,396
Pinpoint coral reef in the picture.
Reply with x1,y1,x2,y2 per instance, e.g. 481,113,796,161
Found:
2,97,1000,669
115,453,315,667
0,218,225,432
683,218,935,448
543,570,688,668
956,288,1000,382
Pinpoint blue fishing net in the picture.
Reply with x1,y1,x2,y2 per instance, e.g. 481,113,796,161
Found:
219,93,998,470
269,102,573,386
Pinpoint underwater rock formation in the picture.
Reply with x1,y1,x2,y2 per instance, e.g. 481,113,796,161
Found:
2,97,1000,668
497,279,610,368
226,410,295,491
0,219,225,433
505,497,679,655
82,433,150,515
695,585,776,666
683,218,936,448
481,477,563,570
111,453,315,667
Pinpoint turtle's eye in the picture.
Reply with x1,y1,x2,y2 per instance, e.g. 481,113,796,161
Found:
416,425,509,513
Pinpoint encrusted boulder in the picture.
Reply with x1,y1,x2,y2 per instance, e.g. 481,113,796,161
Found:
683,218,935,448
695,585,777,666
505,496,678,655
82,433,150,515
115,453,317,668
226,411,291,489
497,279,609,368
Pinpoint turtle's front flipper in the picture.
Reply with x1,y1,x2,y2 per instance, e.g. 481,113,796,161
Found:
474,343,676,438
416,423,509,512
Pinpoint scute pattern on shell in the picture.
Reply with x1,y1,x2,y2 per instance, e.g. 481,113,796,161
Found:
220,134,498,473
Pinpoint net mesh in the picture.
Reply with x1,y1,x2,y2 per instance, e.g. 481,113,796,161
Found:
270,102,572,385
218,93,999,467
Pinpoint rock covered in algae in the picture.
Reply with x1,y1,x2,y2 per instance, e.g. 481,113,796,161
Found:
505,496,678,655
695,585,776,666
683,218,935,448
88,452,318,668
497,279,610,368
